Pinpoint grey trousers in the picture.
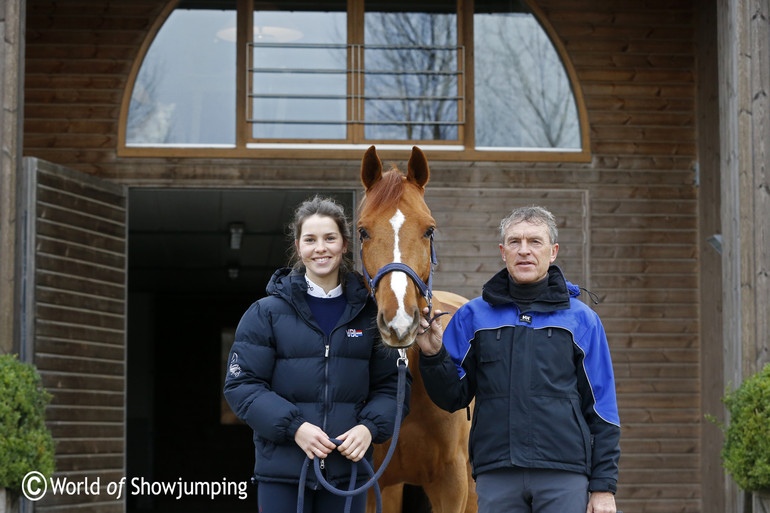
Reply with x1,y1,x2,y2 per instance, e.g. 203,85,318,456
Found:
475,467,589,513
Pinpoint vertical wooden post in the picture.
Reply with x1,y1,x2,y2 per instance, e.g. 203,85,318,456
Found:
697,0,725,511
750,0,770,372
719,0,770,397
718,0,770,509
718,0,747,509
0,487,17,513
0,0,26,355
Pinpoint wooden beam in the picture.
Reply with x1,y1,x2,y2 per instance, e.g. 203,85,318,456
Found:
0,0,26,354
696,1,725,512
717,0,770,509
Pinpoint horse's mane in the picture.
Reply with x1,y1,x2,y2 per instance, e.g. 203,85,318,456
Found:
358,168,406,215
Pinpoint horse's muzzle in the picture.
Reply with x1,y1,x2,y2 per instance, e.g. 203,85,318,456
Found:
377,308,421,348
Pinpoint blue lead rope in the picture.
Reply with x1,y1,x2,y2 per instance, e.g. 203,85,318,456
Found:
297,350,409,513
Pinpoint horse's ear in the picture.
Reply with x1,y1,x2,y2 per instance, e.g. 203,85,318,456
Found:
407,146,430,189
361,145,383,191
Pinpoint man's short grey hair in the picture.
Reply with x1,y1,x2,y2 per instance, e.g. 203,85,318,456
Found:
499,206,559,244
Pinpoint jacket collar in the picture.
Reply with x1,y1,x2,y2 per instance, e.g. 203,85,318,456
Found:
481,265,577,313
267,268,372,324
304,275,344,298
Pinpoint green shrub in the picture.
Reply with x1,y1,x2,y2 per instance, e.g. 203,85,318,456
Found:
0,354,55,492
721,363,770,492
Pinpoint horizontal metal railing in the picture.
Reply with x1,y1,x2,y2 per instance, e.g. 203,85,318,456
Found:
247,42,465,128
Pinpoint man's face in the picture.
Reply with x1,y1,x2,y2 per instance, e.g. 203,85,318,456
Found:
499,220,559,284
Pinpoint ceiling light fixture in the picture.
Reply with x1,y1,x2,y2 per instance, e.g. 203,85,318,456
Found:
229,223,244,250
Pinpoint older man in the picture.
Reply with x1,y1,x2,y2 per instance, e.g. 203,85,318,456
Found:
417,206,620,513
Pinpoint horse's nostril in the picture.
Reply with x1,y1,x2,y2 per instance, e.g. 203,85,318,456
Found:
376,311,388,330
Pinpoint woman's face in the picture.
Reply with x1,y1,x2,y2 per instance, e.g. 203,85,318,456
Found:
296,214,348,286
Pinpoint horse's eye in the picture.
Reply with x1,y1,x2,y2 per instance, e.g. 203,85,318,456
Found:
424,227,435,238
358,227,370,240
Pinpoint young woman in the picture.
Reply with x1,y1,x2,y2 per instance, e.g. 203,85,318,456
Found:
224,196,409,513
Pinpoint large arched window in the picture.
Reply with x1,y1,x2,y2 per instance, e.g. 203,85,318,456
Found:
120,0,589,161
125,1,237,147
474,0,580,150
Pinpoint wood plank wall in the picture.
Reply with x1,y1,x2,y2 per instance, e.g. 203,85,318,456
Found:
23,159,126,513
23,1,700,512
542,5,699,513
427,188,589,299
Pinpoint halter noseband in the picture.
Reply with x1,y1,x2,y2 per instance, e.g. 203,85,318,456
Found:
360,229,438,312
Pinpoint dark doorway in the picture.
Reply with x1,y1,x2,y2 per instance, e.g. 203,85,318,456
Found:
126,188,354,512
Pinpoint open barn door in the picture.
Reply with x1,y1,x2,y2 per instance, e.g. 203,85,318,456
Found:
19,158,127,513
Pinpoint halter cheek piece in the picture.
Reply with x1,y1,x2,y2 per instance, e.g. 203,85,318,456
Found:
359,228,448,326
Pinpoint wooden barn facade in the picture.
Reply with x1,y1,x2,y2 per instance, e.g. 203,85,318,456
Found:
1,0,768,512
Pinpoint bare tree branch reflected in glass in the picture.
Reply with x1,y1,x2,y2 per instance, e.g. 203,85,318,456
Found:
475,13,579,149
364,12,459,141
126,5,236,146
128,56,175,144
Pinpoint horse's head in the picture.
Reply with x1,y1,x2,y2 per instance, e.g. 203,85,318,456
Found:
358,146,436,348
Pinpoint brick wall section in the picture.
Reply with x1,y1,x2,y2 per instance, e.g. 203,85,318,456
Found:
24,1,699,512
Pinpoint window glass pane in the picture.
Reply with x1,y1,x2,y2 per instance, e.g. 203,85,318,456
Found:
251,2,347,139
127,1,236,146
474,0,580,150
364,2,459,141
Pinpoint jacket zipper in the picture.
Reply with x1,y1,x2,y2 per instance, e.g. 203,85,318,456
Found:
283,291,369,477
320,336,330,472
319,318,349,473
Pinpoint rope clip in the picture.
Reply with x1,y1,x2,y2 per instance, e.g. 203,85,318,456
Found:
397,348,408,368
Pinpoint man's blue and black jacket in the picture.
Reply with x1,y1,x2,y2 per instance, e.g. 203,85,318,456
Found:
419,265,620,493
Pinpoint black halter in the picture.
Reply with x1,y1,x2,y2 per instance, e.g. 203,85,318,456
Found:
360,228,438,312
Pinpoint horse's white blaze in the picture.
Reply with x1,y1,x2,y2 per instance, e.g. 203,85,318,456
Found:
388,210,412,338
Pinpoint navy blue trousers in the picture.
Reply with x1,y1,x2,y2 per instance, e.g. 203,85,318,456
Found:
257,481,366,513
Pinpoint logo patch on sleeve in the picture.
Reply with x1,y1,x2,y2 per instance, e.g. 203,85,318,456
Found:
229,352,241,377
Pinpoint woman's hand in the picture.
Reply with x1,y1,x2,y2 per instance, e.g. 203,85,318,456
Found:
335,424,372,462
415,307,444,356
294,422,337,460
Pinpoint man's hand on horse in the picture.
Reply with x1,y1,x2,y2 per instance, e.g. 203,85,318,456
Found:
335,424,372,462
294,422,336,460
416,306,444,356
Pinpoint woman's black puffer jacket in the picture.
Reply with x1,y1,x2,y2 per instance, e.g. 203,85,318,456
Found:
224,268,410,488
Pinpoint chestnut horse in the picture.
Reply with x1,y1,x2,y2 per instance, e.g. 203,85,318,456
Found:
358,145,476,513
